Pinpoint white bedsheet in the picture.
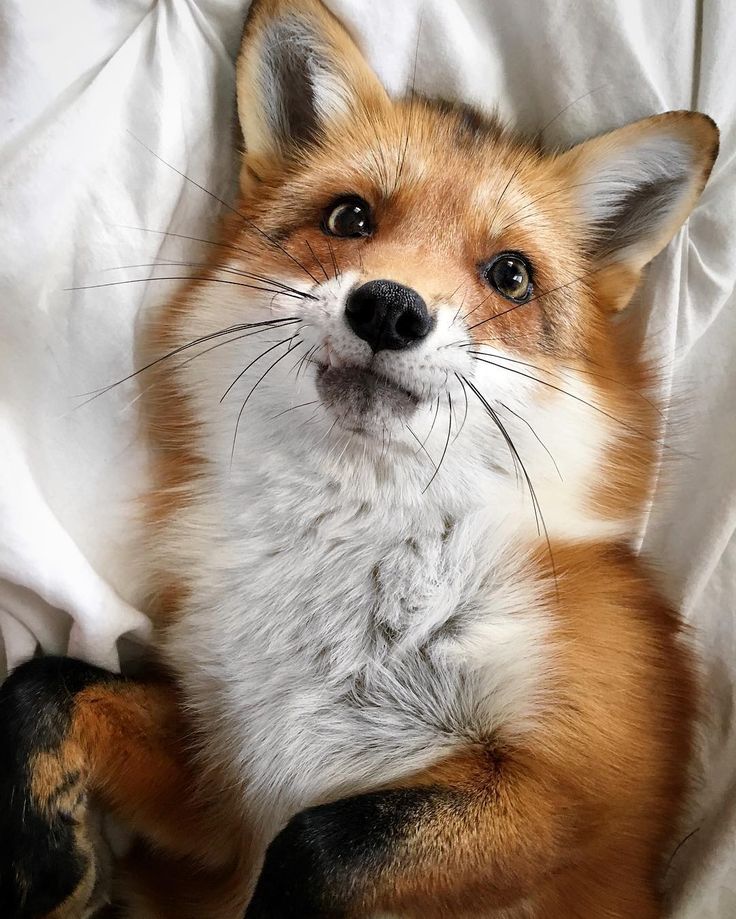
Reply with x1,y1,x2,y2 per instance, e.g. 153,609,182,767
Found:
0,0,734,915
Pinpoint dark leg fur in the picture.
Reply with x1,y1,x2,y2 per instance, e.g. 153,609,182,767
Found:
244,789,410,919
245,784,498,919
0,656,247,919
0,657,117,918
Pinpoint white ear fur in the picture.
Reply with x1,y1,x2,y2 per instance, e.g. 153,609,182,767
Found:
557,112,718,271
236,0,388,166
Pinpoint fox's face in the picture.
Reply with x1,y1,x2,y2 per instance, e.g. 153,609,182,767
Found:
158,0,716,541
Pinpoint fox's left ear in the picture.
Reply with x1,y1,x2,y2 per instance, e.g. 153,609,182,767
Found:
237,0,389,176
555,111,719,309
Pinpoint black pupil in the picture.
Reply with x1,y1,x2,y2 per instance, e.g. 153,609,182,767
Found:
493,258,527,297
336,203,366,235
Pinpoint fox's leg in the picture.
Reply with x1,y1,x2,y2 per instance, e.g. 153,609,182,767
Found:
0,656,243,919
244,748,663,919
244,749,553,919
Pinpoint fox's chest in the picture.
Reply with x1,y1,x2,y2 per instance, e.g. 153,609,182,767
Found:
165,477,550,827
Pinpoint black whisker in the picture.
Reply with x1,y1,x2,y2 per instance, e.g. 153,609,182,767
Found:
460,290,494,325
76,318,301,404
230,341,305,463
271,400,320,420
127,133,319,284
421,395,442,451
447,281,467,326
220,333,299,402
664,828,701,879
422,391,452,494
65,275,309,300
537,85,608,137
498,401,563,481
466,266,602,332
170,325,301,382
489,152,528,234
405,423,439,471
294,343,320,381
465,296,531,329
469,352,675,451
100,260,319,300
116,325,293,410
112,223,262,260
461,374,558,599
499,178,614,233
325,236,341,281
451,376,470,444
370,119,391,192
450,285,469,327
465,376,527,496
305,239,330,282
467,348,664,416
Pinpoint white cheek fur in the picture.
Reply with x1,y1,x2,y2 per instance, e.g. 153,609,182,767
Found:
154,265,625,852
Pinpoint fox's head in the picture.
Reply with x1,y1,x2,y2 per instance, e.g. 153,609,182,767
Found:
153,0,717,543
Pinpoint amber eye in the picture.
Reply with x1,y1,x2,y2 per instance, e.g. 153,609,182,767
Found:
322,196,373,238
482,252,533,303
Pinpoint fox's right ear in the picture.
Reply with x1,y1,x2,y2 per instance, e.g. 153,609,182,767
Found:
237,0,389,174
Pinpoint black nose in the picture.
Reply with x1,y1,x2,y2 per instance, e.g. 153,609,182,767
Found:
345,280,433,353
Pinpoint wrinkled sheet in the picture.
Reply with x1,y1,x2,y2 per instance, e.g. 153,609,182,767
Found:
0,0,734,914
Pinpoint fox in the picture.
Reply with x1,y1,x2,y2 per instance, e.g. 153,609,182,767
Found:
0,0,720,917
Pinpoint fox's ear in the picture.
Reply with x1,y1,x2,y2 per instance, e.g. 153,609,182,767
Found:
555,111,718,309
237,0,389,172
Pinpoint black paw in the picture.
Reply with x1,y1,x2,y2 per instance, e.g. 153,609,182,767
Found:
244,807,344,918
0,656,116,919
245,789,419,918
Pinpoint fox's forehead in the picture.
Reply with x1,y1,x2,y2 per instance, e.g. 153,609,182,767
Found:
301,103,530,192
255,99,572,249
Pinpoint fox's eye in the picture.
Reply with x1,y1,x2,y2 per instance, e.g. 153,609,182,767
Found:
482,253,533,303
323,197,373,238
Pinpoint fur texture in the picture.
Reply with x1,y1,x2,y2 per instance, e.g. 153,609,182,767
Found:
0,0,719,916
134,0,719,914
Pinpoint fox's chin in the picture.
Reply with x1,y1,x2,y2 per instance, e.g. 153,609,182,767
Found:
315,364,420,434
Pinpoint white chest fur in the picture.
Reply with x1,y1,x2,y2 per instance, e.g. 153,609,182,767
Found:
163,428,552,835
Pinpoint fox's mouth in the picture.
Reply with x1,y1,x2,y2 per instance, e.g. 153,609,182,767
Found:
315,363,420,432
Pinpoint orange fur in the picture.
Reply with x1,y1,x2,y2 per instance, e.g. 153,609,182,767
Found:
90,0,720,916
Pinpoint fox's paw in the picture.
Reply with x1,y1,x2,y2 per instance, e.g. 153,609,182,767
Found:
245,791,408,919
0,656,117,919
